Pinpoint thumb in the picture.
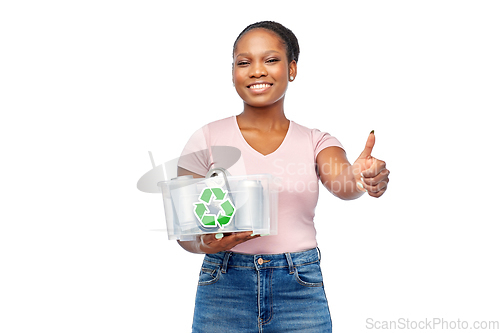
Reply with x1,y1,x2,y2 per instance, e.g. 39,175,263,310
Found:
358,130,375,159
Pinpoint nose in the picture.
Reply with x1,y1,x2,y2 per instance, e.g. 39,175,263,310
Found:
250,61,267,78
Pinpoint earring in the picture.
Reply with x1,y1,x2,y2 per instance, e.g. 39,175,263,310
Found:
290,76,294,81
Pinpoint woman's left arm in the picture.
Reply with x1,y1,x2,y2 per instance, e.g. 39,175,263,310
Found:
316,131,390,200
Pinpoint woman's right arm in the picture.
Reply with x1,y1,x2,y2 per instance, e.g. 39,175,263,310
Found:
176,167,259,254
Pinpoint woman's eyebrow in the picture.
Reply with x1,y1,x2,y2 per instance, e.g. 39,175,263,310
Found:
235,50,281,58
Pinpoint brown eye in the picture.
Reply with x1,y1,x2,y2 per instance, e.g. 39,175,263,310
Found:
266,58,279,63
237,61,250,66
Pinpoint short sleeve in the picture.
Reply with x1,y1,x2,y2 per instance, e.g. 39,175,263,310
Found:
311,128,344,159
177,126,212,176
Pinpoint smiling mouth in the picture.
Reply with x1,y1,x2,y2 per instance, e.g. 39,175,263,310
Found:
248,83,272,90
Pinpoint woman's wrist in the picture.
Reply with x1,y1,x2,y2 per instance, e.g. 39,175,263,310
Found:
325,166,364,200
177,236,205,254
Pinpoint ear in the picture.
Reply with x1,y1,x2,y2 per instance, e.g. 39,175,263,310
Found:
231,62,235,86
289,60,297,81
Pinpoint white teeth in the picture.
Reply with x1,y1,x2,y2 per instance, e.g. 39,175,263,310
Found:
249,83,271,89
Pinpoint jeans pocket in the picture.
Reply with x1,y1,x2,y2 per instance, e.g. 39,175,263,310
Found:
294,262,324,287
198,260,222,286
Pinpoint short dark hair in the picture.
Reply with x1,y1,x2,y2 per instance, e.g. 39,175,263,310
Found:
233,21,300,64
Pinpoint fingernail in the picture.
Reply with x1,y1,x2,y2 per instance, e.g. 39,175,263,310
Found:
357,182,367,192
215,233,224,239
251,233,257,237
370,130,375,134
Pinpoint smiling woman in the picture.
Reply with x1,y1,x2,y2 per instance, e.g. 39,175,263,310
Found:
175,21,389,332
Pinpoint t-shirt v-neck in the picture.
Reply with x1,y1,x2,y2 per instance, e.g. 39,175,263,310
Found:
233,115,293,158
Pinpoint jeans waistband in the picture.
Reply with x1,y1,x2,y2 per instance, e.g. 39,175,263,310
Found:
203,248,321,273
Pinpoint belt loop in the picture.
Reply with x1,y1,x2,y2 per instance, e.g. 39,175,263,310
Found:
317,247,322,262
221,252,232,274
285,252,294,274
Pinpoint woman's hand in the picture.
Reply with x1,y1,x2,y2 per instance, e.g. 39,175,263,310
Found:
199,232,260,254
316,131,389,200
352,131,390,198
178,231,260,254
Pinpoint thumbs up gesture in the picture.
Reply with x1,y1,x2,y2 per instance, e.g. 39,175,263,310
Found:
352,131,390,198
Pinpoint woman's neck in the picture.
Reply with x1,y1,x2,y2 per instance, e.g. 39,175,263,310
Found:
237,101,289,130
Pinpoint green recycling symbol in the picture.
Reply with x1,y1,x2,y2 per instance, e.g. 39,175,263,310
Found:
193,187,236,228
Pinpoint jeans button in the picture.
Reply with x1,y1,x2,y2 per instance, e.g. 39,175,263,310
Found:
257,258,264,265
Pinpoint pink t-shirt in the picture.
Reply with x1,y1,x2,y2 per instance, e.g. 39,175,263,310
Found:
178,115,343,254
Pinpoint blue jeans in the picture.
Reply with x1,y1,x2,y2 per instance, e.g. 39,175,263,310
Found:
192,248,332,332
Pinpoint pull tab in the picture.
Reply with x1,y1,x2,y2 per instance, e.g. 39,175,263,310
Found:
205,168,234,206
205,167,231,179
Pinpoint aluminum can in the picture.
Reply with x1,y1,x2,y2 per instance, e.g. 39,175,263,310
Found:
169,175,199,231
234,180,263,230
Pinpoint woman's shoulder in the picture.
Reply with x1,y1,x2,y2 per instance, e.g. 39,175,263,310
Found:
203,115,235,128
290,120,343,151
290,120,332,138
185,116,235,137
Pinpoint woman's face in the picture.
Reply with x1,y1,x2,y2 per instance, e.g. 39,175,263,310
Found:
232,29,296,109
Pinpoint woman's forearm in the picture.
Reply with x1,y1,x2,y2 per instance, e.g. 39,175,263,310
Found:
322,165,365,200
177,237,204,254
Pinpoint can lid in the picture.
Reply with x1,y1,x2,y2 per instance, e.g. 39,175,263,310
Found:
171,175,194,181
238,180,261,186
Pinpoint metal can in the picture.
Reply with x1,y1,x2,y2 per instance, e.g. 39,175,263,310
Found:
169,175,199,231
234,180,263,230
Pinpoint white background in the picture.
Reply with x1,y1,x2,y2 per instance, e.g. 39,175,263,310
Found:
1,1,499,332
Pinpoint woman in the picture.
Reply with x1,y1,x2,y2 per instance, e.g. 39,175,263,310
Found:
177,21,389,332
